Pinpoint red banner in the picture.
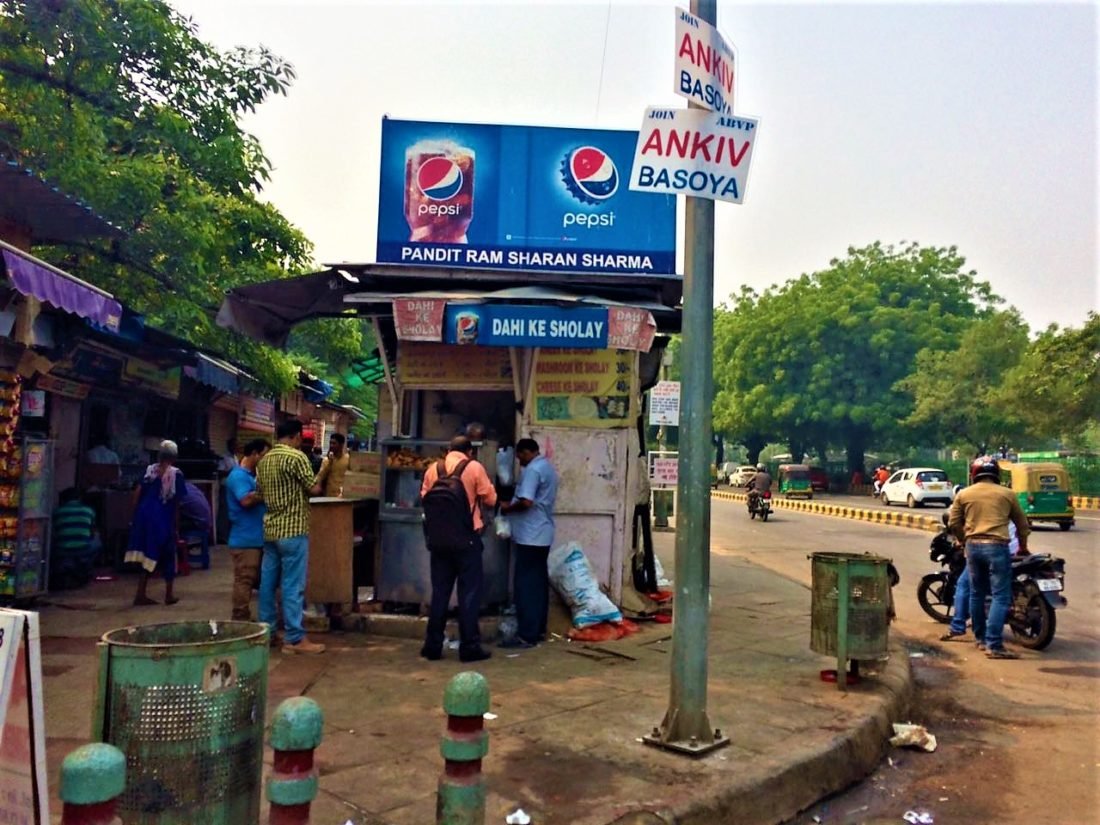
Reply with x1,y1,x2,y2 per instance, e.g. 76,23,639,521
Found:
393,298,444,342
607,307,657,352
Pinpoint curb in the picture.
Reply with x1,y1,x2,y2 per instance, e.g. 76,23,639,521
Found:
610,640,913,825
712,490,941,533
1071,495,1099,511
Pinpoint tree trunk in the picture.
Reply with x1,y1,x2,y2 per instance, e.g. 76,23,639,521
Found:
814,440,830,467
714,433,725,466
788,439,805,464
846,435,866,479
743,433,767,466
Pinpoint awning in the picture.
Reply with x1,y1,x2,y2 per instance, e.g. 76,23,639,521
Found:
2,244,122,332
184,353,250,394
0,159,123,243
216,270,353,347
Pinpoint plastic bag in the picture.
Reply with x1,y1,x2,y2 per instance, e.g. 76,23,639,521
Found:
547,541,623,628
496,446,515,486
498,605,518,645
653,554,671,587
494,514,512,540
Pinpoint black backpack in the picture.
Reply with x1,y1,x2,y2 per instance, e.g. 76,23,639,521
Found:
422,459,477,552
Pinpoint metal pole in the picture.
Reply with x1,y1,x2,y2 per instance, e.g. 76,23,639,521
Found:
644,0,728,757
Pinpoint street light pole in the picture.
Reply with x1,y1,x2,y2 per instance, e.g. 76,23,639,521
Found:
644,0,728,756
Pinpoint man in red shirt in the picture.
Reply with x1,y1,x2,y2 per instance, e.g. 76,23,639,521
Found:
419,435,497,663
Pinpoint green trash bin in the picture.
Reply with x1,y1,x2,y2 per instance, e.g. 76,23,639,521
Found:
94,621,269,824
809,552,891,690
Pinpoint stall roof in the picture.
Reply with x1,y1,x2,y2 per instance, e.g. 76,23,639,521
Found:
218,264,683,347
0,159,123,243
2,241,123,332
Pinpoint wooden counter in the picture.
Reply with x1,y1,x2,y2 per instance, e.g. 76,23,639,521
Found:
306,497,356,603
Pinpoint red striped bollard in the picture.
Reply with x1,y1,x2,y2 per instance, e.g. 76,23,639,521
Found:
437,671,490,825
60,743,126,825
267,696,324,825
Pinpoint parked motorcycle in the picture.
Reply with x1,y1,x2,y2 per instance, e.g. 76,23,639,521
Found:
747,489,772,522
917,521,1067,649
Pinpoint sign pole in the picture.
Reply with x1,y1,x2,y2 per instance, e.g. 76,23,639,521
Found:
644,0,728,756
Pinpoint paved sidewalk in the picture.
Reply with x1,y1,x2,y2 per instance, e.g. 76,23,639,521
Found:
38,531,910,825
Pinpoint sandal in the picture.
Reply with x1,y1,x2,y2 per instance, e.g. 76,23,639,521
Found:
986,648,1020,660
939,631,968,642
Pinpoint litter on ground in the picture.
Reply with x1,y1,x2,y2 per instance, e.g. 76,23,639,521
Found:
890,722,937,752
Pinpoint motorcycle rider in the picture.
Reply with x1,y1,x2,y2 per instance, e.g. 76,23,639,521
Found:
947,456,1030,659
747,463,772,512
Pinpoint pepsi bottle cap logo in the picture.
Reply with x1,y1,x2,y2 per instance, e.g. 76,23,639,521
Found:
561,146,619,204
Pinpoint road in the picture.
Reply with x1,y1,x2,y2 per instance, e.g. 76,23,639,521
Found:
704,497,1099,824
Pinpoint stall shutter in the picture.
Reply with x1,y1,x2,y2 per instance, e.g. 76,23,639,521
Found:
208,407,237,454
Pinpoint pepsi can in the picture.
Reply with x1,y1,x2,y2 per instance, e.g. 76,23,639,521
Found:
404,140,475,243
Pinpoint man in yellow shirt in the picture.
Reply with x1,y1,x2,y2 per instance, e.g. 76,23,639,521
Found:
315,433,351,497
948,456,1030,660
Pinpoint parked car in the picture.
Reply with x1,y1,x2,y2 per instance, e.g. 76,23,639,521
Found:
728,465,758,487
880,467,954,508
716,462,739,485
808,466,829,492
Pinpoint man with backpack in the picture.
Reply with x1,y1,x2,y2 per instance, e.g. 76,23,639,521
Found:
419,435,497,663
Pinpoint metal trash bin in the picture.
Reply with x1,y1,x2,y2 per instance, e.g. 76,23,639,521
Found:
94,621,269,824
809,552,891,690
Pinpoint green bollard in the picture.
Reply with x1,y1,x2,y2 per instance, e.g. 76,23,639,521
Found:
60,742,126,825
267,697,324,825
437,671,490,825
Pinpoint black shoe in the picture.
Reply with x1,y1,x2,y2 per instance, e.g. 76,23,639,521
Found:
498,637,537,649
419,646,442,661
459,647,492,663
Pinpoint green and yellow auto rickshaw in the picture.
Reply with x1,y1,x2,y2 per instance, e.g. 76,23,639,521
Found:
1003,462,1075,531
778,464,813,499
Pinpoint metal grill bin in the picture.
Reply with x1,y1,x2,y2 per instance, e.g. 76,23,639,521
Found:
94,621,269,824
810,552,891,690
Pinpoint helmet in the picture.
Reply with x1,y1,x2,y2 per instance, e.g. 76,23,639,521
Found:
756,463,766,472
970,456,1000,483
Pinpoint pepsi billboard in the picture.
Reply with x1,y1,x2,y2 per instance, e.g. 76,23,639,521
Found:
377,118,677,275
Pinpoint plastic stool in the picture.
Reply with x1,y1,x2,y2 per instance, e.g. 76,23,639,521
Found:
181,531,210,570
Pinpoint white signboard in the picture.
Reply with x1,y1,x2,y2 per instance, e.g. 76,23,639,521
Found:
648,452,679,488
674,7,736,113
630,107,759,204
0,609,48,823
649,380,681,426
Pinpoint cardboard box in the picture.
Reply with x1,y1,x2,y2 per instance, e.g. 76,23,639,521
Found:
343,470,380,499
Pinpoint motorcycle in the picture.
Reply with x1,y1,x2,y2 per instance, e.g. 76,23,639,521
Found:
917,521,1067,650
747,489,772,522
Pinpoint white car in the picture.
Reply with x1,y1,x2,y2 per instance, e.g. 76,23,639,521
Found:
728,466,759,487
880,467,955,508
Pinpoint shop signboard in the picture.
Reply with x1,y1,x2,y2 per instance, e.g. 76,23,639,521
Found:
396,342,513,389
68,347,123,384
607,306,657,352
124,357,181,399
394,298,446,342
630,107,759,204
649,380,681,426
531,348,634,428
674,6,736,114
442,304,609,348
0,609,49,823
377,119,677,275
34,375,89,400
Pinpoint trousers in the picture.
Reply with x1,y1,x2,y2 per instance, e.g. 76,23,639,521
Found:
513,543,550,643
425,536,484,655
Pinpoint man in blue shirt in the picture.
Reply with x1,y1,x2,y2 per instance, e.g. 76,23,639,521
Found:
225,439,270,620
499,438,558,648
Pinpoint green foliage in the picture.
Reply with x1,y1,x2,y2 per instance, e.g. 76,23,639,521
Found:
0,0,366,402
1007,312,1100,449
713,242,999,470
899,310,1031,453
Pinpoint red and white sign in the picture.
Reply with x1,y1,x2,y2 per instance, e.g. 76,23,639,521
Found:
674,7,736,114
649,453,679,488
0,609,48,823
393,298,445,342
607,307,657,352
630,107,759,204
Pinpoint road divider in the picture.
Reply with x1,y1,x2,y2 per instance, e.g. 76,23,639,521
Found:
712,489,942,533
1071,495,1099,511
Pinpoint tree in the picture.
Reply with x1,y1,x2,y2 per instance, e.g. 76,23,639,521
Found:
899,311,1030,454
0,0,361,398
1008,312,1100,449
713,242,999,472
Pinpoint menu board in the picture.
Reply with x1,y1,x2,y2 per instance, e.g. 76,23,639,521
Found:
396,342,513,389
532,349,635,428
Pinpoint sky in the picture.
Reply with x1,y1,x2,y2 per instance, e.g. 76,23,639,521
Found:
169,0,1098,332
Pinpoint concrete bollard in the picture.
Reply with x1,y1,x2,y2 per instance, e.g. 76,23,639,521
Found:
60,743,126,825
267,697,324,825
437,671,490,825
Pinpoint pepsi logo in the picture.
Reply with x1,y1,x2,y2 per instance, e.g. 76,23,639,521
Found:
561,146,619,204
416,156,464,201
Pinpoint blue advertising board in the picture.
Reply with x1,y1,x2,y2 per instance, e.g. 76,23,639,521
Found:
443,304,609,348
377,118,677,275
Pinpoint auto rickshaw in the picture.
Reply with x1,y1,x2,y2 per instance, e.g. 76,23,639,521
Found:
778,464,813,499
1001,461,1075,531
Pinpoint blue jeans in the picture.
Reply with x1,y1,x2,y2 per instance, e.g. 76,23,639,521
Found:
260,535,309,645
949,564,971,635
967,541,1012,650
